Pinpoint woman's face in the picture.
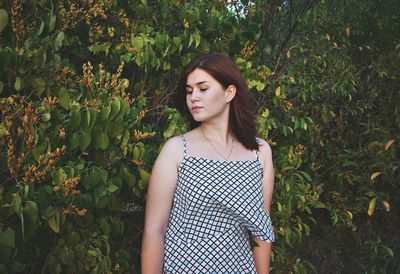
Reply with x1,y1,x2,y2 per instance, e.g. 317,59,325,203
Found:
185,69,232,123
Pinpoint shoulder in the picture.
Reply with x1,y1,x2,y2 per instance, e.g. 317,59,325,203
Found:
157,135,185,167
162,135,184,151
159,135,184,157
256,138,273,167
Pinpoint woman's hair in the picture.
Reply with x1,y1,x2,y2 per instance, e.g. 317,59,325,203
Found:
176,52,259,150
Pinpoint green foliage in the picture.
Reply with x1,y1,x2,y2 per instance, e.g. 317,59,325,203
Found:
0,0,399,273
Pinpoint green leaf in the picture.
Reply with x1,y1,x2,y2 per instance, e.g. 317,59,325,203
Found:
81,109,91,129
133,143,145,160
12,193,22,214
163,123,176,138
43,206,56,219
107,121,124,138
0,9,8,33
32,137,49,162
55,31,65,51
70,109,81,129
299,171,312,182
32,77,47,95
89,108,98,128
41,112,51,121
173,36,182,46
0,123,8,138
101,106,111,121
131,35,144,50
81,168,108,190
23,201,38,239
0,50,11,69
114,98,127,121
59,88,70,109
382,246,394,257
370,172,381,181
193,29,201,48
52,168,67,186
79,131,91,151
14,76,24,91
96,132,109,150
49,14,56,32
107,184,119,193
48,215,60,233
121,129,130,147
75,244,86,258
122,170,136,188
368,197,377,216
139,168,150,182
37,19,45,36
88,42,111,55
0,229,15,248
108,97,121,121
70,132,79,149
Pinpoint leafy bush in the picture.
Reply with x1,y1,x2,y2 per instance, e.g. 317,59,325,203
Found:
0,0,399,273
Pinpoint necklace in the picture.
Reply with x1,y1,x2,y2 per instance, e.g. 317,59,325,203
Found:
200,126,235,161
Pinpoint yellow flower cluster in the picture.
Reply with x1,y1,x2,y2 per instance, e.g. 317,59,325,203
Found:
295,144,306,157
11,0,25,41
22,146,66,184
134,130,156,142
62,203,87,216
240,41,257,58
42,96,59,107
53,176,81,197
81,62,130,97
53,66,76,83
1,102,40,179
82,61,95,89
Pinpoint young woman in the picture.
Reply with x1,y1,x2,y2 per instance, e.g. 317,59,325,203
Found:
141,53,275,273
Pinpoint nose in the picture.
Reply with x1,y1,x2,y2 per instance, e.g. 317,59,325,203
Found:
189,89,201,102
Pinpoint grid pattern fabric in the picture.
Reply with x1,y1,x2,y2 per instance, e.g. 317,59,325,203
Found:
163,135,275,273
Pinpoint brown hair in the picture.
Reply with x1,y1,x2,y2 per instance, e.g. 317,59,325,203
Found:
176,52,259,150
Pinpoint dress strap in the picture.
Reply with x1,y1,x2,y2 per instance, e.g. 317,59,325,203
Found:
181,134,188,156
254,137,262,161
254,150,260,161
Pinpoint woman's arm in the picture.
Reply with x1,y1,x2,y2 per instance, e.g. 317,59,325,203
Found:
141,137,182,274
253,140,275,274
252,238,272,274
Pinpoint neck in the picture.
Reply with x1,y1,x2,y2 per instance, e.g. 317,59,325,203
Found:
199,122,232,144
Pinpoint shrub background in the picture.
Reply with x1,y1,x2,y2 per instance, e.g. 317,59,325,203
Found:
0,0,399,273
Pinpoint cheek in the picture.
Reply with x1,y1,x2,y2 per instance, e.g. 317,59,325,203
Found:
209,91,226,106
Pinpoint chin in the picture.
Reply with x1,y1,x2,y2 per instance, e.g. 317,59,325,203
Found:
191,114,206,122
192,117,204,122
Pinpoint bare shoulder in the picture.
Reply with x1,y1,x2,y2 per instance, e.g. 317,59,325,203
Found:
161,135,184,152
256,138,273,167
156,135,184,167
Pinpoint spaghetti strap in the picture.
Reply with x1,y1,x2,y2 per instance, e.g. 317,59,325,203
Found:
181,134,188,156
254,137,262,161
254,150,260,161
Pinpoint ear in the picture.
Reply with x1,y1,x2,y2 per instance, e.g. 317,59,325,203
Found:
225,85,237,103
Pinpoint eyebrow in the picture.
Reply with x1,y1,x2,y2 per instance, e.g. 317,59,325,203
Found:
186,81,209,88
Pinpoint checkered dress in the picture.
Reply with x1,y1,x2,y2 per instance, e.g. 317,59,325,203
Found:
163,135,275,273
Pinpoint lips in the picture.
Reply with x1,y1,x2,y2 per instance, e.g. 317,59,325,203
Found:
191,106,202,111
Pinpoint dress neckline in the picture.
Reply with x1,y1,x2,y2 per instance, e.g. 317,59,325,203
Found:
180,134,260,164
178,154,264,174
184,154,259,164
